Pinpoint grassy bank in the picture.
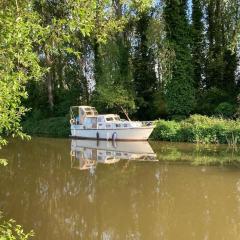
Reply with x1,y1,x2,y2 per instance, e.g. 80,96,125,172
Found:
151,115,240,144
23,115,240,145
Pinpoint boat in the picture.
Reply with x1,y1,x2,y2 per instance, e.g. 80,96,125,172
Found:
69,106,155,141
70,139,157,170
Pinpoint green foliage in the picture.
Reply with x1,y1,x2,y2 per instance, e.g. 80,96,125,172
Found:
152,115,240,144
23,117,69,138
0,213,34,240
236,93,240,118
132,11,158,120
92,84,135,113
196,87,231,115
164,0,196,116
214,102,236,118
0,1,44,145
191,0,204,88
151,120,180,141
0,159,8,167
1,0,240,139
205,0,238,91
92,35,135,114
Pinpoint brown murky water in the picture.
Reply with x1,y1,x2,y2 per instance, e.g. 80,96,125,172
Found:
1,137,240,240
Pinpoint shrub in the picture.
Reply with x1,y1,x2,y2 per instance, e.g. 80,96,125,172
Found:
0,213,34,240
151,120,180,141
22,117,70,138
214,102,235,118
196,87,230,115
151,115,240,144
235,93,240,118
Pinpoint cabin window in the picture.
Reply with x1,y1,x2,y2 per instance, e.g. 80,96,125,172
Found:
80,109,84,115
86,111,93,116
106,124,111,128
98,116,104,122
114,116,120,121
106,117,114,121
92,118,97,124
84,118,91,125
84,117,97,126
123,123,128,127
116,124,121,128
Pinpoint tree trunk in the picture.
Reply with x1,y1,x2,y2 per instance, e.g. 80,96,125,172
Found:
47,71,54,110
46,51,54,110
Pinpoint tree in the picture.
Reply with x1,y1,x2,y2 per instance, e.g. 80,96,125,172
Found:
205,0,238,94
164,0,196,116
133,10,158,120
92,0,153,116
0,0,44,145
191,0,204,89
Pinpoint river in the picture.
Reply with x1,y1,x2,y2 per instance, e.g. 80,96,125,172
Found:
0,137,240,240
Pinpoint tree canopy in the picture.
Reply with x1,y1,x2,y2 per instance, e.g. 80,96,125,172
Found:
1,0,240,142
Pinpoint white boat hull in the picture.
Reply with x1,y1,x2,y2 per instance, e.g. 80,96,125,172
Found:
70,125,154,141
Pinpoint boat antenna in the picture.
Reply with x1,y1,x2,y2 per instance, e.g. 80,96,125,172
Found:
120,106,131,122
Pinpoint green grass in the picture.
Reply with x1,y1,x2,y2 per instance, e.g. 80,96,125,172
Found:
151,115,240,144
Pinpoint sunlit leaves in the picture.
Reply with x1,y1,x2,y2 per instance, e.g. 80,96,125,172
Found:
0,1,44,145
0,212,34,240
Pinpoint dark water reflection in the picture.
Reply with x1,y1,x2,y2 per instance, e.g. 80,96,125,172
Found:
0,137,240,240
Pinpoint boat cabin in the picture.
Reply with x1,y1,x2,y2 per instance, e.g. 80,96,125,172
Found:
70,106,98,125
70,106,124,128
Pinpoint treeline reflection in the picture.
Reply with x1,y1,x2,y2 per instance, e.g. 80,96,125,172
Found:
0,138,240,240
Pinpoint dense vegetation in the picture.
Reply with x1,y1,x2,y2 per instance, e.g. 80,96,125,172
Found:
0,0,240,142
152,115,240,144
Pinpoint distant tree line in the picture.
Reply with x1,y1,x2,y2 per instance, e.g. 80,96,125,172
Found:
1,0,240,141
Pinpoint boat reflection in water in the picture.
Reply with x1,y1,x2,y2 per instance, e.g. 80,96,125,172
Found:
70,140,157,170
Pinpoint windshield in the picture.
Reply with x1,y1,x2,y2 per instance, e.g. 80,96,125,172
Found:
106,117,114,121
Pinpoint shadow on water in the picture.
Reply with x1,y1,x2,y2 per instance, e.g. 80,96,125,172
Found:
0,137,240,240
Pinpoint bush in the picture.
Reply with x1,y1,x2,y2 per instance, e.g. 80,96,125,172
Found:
152,114,240,144
22,117,70,138
151,120,181,141
196,87,230,115
0,212,34,240
214,102,235,118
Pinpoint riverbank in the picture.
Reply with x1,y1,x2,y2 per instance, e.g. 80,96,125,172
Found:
22,117,70,137
151,115,240,144
23,115,240,145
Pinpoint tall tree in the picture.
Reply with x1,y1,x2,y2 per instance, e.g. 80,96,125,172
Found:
0,0,44,145
205,0,238,94
133,10,158,120
92,0,135,114
164,0,195,116
191,0,204,89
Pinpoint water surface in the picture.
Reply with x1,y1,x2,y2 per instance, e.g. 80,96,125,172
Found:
0,137,240,240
